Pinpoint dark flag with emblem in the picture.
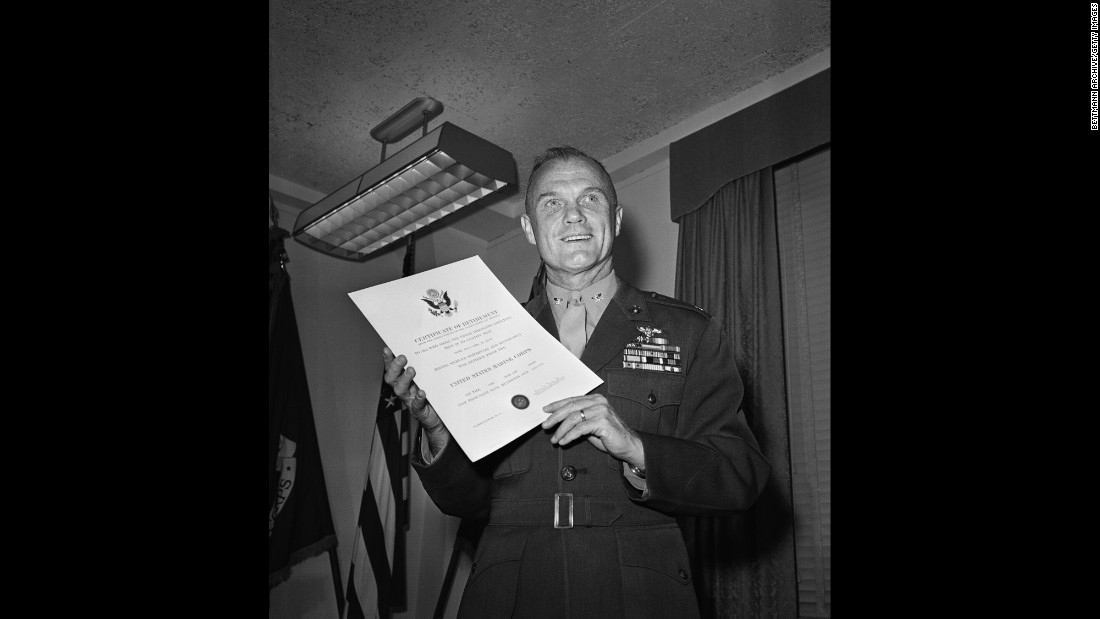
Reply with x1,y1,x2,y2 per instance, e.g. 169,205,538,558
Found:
269,223,339,589
343,375,410,619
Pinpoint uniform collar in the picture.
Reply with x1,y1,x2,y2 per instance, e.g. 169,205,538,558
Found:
545,270,618,307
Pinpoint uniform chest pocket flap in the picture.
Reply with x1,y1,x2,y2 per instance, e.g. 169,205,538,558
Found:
605,370,686,444
607,369,685,411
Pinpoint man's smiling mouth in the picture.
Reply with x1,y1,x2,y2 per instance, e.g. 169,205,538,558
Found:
562,234,592,242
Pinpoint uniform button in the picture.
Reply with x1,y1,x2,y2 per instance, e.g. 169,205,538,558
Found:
647,393,657,404
679,569,688,580
561,465,577,481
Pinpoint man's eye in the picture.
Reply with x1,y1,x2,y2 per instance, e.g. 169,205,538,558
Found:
581,193,602,205
543,199,562,210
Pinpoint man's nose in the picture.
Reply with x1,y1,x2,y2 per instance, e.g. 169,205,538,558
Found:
563,203,586,223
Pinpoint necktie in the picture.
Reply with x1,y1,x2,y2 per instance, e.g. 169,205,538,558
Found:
559,293,587,358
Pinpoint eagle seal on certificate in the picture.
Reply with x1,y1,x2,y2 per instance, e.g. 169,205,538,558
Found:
422,289,458,316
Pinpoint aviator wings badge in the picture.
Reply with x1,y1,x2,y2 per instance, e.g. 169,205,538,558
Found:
635,326,663,344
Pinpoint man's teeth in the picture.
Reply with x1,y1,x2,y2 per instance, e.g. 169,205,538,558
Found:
563,235,592,242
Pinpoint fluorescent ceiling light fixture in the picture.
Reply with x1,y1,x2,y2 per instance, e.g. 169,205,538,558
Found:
293,102,517,261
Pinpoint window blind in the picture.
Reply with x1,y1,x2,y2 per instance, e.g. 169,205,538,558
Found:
774,146,831,618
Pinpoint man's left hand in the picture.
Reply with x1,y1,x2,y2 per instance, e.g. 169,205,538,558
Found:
541,394,644,470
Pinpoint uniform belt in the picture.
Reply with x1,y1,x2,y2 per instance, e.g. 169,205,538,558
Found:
489,495,676,528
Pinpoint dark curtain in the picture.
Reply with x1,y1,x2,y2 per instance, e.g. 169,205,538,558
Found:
674,170,797,618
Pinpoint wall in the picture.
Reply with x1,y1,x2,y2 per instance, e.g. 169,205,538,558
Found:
268,48,830,619
610,160,675,297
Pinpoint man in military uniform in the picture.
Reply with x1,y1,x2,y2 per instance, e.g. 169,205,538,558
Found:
382,146,770,618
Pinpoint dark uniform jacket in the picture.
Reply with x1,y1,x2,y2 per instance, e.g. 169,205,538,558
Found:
412,280,771,619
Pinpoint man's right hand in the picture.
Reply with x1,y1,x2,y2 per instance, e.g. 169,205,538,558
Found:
382,347,451,456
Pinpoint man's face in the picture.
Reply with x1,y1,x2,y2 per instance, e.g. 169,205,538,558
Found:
520,157,622,279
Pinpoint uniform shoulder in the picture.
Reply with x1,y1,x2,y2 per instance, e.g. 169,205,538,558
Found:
642,290,712,319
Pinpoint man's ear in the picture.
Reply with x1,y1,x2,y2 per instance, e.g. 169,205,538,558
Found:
614,206,623,237
520,214,537,245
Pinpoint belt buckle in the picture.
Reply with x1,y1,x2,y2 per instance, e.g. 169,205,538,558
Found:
554,493,573,529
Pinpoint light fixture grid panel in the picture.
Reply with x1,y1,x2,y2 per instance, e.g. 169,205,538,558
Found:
346,193,381,221
429,168,462,189
466,171,493,188
441,161,474,181
451,179,478,197
334,151,467,254
383,173,417,197
427,151,456,171
434,161,474,188
387,193,417,211
416,195,448,215
372,181,399,204
342,233,378,253
369,218,402,240
435,186,465,205
412,159,442,181
297,132,517,261
391,209,424,230
305,217,339,241
399,185,432,207
414,176,447,197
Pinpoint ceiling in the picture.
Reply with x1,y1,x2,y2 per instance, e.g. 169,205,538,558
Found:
269,0,830,229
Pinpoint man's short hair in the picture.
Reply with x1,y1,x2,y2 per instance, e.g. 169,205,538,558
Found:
524,146,618,214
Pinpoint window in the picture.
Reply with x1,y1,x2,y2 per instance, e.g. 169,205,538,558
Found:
774,146,831,617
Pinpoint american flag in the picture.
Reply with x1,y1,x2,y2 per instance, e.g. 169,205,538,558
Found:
343,375,409,618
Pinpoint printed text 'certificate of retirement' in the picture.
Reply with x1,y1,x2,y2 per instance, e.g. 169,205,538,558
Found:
348,256,604,462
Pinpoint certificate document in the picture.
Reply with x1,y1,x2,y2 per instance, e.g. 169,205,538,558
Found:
348,255,604,462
